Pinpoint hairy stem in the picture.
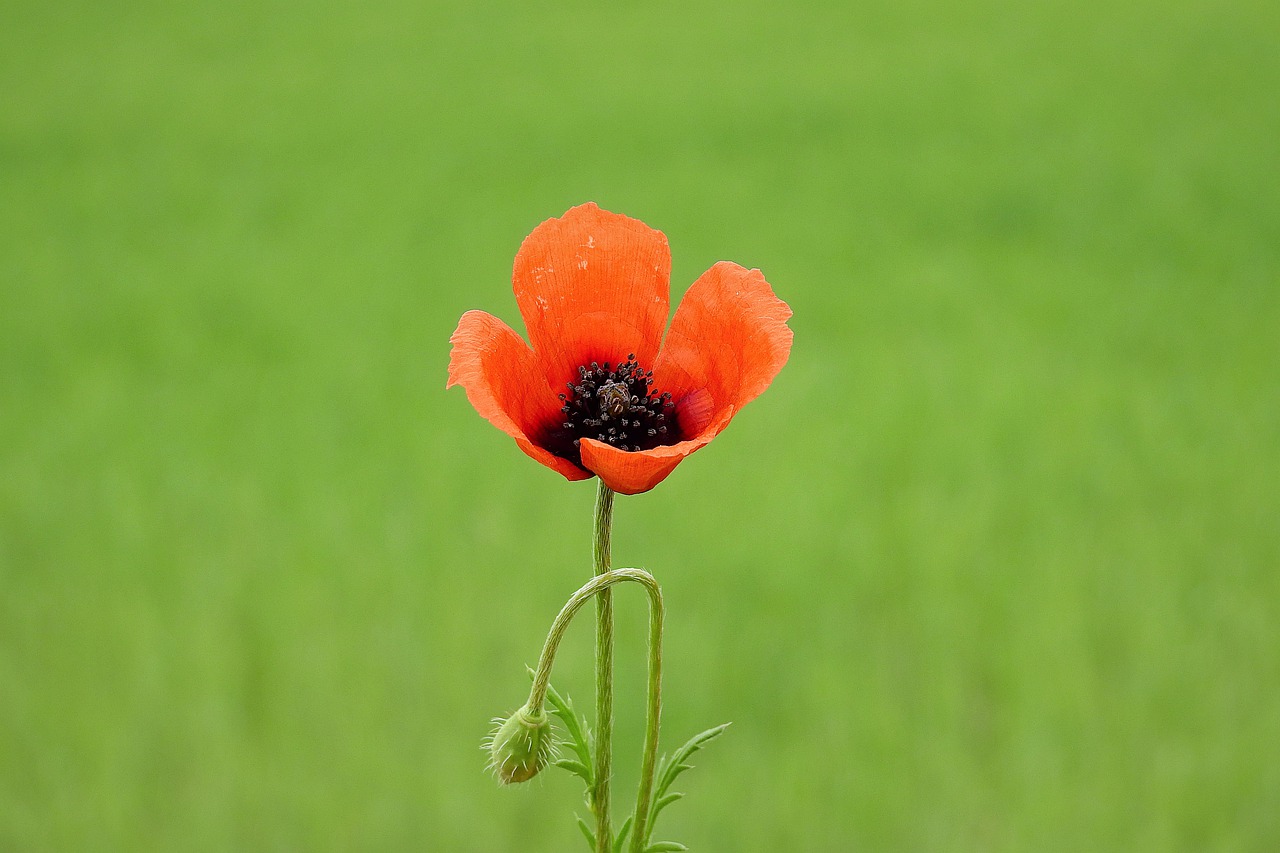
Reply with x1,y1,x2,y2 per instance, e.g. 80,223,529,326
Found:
528,569,661,713
524,568,664,852
629,577,663,853
592,482,615,853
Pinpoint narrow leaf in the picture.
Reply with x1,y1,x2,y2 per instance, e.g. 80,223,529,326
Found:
645,723,731,845
555,758,593,784
646,843,689,852
655,723,731,800
577,816,596,850
648,791,684,826
612,815,633,853
527,667,594,782
546,680,594,771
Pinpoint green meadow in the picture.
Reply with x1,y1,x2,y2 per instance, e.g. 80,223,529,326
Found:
3,0,1278,849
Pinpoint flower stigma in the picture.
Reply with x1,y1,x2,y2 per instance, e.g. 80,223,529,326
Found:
552,353,677,457
598,381,630,418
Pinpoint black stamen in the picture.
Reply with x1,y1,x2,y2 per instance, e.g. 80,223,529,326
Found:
548,354,682,459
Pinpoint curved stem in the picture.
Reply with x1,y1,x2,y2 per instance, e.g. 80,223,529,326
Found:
592,482,615,853
628,572,663,853
524,567,663,853
527,568,660,711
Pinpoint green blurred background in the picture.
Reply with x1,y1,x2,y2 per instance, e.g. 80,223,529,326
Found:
3,0,1278,849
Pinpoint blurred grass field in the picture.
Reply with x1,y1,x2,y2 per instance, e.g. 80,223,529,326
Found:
3,0,1279,849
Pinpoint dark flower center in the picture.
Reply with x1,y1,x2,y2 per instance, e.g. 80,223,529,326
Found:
555,354,676,455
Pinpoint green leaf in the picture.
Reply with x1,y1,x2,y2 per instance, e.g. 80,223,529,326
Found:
527,667,594,784
655,723,731,801
526,670,601,846
648,791,684,827
547,686,594,771
554,758,593,785
577,816,596,850
643,722,730,845
645,843,689,852
612,815,633,853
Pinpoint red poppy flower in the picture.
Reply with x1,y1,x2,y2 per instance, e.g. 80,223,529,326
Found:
447,203,792,495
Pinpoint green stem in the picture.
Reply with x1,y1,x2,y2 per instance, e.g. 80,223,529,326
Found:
524,568,665,853
592,482,615,853
628,572,663,853
523,568,663,852
527,568,661,713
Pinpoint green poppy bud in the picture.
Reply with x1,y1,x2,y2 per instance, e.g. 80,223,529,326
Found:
485,702,554,784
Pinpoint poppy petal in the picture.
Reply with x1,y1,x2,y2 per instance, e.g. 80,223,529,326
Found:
513,203,671,388
447,309,591,482
515,434,593,482
655,261,793,440
579,437,713,496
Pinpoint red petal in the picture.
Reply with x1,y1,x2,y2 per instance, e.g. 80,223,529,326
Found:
513,203,671,387
447,310,591,482
580,437,713,495
654,262,793,440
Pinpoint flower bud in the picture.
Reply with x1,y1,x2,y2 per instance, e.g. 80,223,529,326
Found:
485,702,554,784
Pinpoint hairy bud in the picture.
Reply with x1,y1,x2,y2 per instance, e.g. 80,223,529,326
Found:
484,703,554,784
